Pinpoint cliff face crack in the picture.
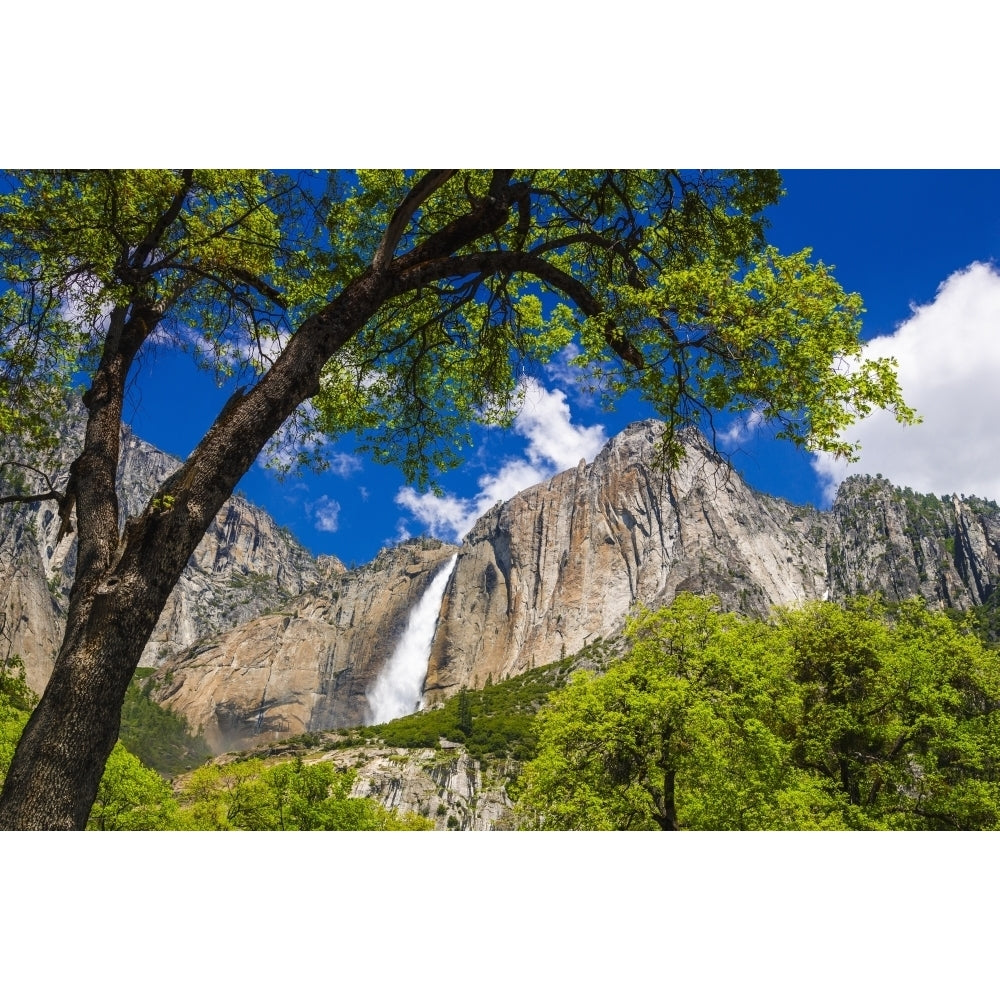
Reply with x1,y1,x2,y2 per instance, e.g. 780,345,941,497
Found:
662,467,684,550
492,526,513,615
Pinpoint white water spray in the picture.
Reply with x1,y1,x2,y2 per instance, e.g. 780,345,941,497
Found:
366,554,458,724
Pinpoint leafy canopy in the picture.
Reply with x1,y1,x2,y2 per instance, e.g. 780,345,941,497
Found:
0,170,298,449
0,657,37,788
2,656,430,831
86,742,181,831
2,169,915,486
517,595,1000,830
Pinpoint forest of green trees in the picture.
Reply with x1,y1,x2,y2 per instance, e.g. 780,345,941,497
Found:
0,656,432,830
516,595,1000,830
5,594,999,831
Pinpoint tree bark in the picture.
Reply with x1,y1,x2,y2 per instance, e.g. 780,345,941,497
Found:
652,729,680,831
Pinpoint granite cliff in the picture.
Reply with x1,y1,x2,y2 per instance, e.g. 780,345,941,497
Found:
142,420,1000,748
151,540,458,753
424,421,831,701
1,404,327,695
5,413,1000,759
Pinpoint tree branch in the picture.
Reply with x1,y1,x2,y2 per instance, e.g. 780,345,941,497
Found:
393,248,647,370
229,267,288,308
393,174,527,274
167,260,286,312
127,170,195,273
371,170,458,273
0,461,64,506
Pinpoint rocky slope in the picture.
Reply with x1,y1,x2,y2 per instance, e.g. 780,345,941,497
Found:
337,743,516,831
150,540,458,753
0,513,64,696
1,400,328,694
203,739,516,830
7,411,1000,760
828,475,1000,608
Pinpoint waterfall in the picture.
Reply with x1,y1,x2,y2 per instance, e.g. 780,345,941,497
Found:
366,553,458,724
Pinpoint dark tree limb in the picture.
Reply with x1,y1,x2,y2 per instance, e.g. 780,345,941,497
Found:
372,170,458,273
0,461,64,506
126,169,195,274
393,248,647,370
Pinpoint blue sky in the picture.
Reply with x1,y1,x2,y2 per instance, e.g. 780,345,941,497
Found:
123,170,1000,566
11,0,998,961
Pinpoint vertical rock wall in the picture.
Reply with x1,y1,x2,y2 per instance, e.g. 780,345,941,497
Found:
1,403,326,692
423,422,831,701
8,412,1000,751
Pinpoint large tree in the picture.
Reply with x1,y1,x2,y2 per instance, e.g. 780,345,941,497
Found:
0,169,914,829
516,595,843,830
516,596,1000,830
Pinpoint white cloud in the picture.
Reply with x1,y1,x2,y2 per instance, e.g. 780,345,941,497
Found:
395,486,481,540
812,262,1000,504
812,451,850,506
515,376,607,468
396,377,607,541
311,496,341,533
327,452,362,477
718,407,766,449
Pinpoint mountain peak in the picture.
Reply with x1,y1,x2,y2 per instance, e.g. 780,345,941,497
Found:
8,410,1000,757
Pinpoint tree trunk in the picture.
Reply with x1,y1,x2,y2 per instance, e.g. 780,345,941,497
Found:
0,558,181,827
0,174,526,829
656,768,680,831
652,732,680,830
837,735,862,807
0,273,386,829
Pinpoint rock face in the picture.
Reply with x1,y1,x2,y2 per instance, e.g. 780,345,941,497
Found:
149,421,1000,748
328,743,515,831
1,401,326,694
420,429,1000,705
423,422,831,701
827,476,1000,609
149,541,458,753
7,411,1000,758
0,513,64,696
